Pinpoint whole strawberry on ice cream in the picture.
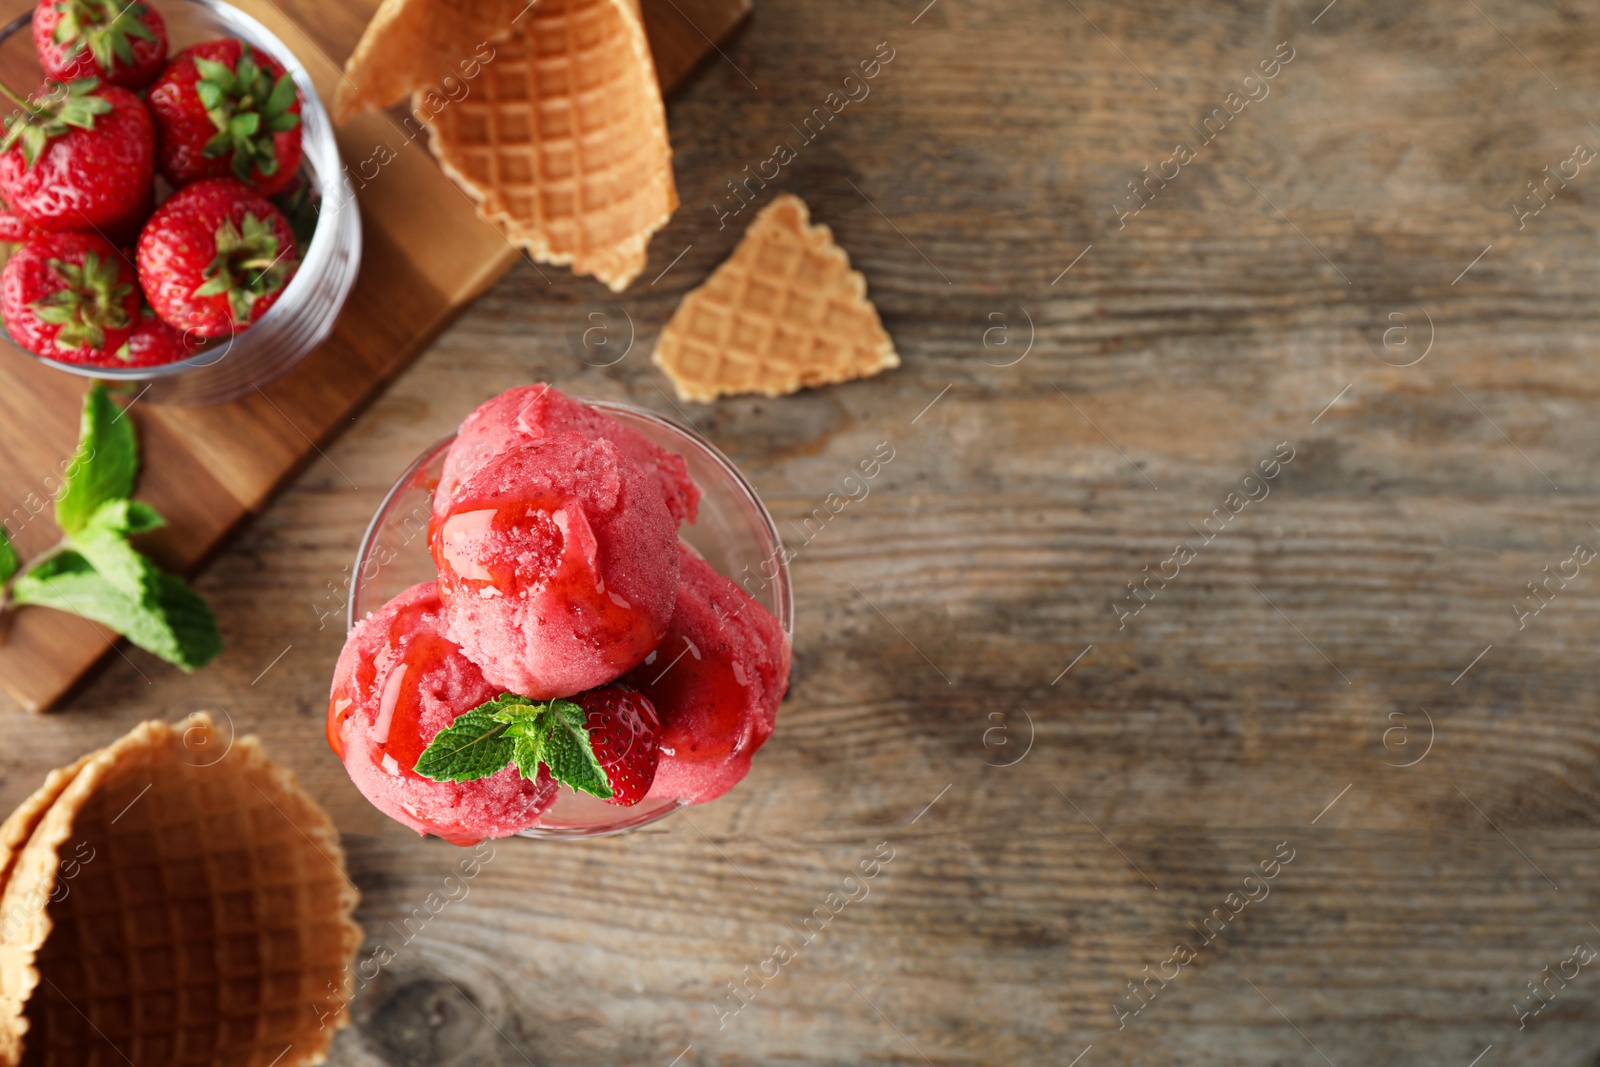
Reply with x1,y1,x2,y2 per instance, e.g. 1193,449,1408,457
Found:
0,78,153,235
570,684,663,806
137,177,298,338
33,0,169,90
329,582,560,843
147,39,301,195
1,230,139,364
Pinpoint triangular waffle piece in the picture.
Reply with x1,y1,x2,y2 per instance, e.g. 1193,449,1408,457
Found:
653,194,899,402
334,0,522,123
0,715,362,1067
419,0,678,290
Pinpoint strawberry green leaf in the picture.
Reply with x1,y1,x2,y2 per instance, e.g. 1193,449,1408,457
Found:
52,0,156,74
413,706,516,782
0,79,112,168
193,57,236,93
0,527,17,585
11,550,220,671
539,699,612,799
197,213,295,327
266,74,298,117
32,251,134,350
194,46,299,181
55,384,137,535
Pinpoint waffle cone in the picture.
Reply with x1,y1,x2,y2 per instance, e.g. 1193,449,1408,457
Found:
420,0,678,290
0,757,93,904
0,715,361,1067
334,0,526,123
653,194,900,402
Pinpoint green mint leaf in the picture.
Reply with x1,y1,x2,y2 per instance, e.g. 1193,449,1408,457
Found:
55,384,136,535
540,699,612,799
413,707,515,782
488,693,548,729
0,527,17,585
69,517,147,598
144,567,223,670
511,733,545,780
11,551,221,672
82,498,165,537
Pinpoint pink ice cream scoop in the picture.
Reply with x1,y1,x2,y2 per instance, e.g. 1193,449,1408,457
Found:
626,545,791,805
328,582,558,842
439,384,699,526
429,428,680,699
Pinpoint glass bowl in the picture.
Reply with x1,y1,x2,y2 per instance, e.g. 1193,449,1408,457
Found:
0,0,360,405
348,399,794,840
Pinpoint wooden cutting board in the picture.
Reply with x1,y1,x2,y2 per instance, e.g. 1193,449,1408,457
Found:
0,0,751,712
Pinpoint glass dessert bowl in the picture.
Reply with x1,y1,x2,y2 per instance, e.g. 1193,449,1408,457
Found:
0,0,360,405
346,398,793,839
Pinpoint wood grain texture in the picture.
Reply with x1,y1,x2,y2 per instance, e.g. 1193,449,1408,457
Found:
8,0,1600,1065
0,0,751,711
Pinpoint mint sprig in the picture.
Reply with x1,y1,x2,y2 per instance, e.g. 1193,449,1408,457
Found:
0,384,222,672
414,694,613,799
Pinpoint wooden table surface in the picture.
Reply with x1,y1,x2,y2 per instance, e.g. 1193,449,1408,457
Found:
6,1,1600,1064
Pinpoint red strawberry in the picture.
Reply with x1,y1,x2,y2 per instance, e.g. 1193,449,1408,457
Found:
33,0,168,90
137,178,298,338
1,230,138,363
0,78,154,233
0,196,42,242
114,305,202,367
572,684,663,806
147,39,301,196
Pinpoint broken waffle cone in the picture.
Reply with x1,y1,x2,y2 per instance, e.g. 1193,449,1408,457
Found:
334,0,523,124
419,0,678,290
654,194,900,402
0,715,362,1067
